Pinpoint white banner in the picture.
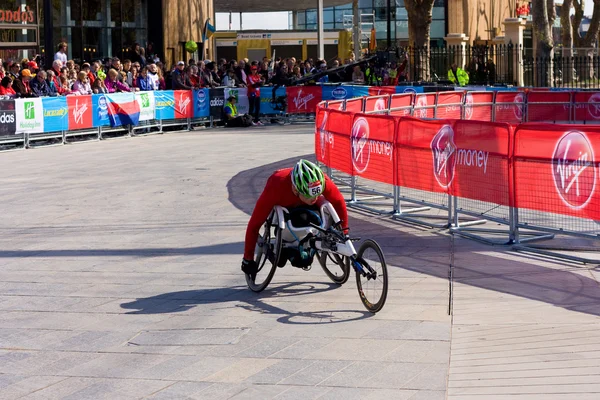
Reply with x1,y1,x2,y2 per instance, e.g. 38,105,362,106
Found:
225,88,249,115
271,40,303,46
135,92,156,121
15,98,44,133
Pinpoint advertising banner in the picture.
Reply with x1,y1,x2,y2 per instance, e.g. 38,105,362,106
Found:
513,124,600,221
315,105,329,164
209,88,225,120
322,85,354,101
395,117,453,194
389,93,413,117
450,120,513,206
345,97,364,113
351,86,369,98
286,86,323,114
368,86,397,96
173,90,193,119
350,113,396,185
92,94,111,127
412,93,436,119
15,98,44,133
396,86,424,94
224,87,249,115
494,92,525,124
106,93,139,127
527,91,571,122
192,89,210,118
573,92,600,123
463,92,494,122
324,108,354,175
135,91,156,121
67,95,94,130
260,86,286,114
0,100,16,136
364,96,389,113
435,92,464,120
155,90,176,120
42,97,68,133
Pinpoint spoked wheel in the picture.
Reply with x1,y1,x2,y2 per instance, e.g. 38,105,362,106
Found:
354,239,388,313
317,251,351,284
246,214,282,292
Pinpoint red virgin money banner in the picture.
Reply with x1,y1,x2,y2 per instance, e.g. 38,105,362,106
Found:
364,96,389,113
450,120,513,206
395,117,455,194
324,108,354,175
287,86,322,114
435,92,464,120
389,93,413,117
350,113,396,185
494,92,525,124
573,92,600,123
464,92,493,122
174,90,193,118
67,95,93,130
345,97,364,113
413,93,436,119
513,123,600,221
368,86,397,96
527,91,571,122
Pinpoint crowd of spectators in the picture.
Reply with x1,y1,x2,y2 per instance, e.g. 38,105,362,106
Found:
0,42,415,100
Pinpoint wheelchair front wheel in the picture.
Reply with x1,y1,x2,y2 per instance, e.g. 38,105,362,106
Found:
354,239,388,313
246,214,282,292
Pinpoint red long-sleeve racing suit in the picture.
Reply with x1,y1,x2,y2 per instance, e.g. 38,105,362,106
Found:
243,168,349,260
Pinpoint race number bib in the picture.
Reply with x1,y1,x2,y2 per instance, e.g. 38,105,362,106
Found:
308,181,323,197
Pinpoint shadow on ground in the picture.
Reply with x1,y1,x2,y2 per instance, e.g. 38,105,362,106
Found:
121,281,372,325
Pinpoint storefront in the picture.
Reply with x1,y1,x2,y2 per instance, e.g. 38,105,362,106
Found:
0,0,40,62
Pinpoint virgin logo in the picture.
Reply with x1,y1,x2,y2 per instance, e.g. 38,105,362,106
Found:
374,98,387,112
293,90,315,110
179,93,191,115
73,99,88,125
431,125,457,188
513,93,525,120
351,117,370,173
587,93,600,120
553,131,597,209
318,112,333,158
415,96,428,118
464,93,474,120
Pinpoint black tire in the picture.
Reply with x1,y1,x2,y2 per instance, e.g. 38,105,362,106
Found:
318,251,351,284
355,239,388,313
246,214,282,292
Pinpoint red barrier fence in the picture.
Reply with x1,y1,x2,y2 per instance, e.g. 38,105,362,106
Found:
316,94,600,260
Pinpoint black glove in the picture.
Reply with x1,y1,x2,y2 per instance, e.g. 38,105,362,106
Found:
241,259,258,280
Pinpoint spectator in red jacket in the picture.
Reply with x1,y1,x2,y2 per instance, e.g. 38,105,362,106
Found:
0,76,16,97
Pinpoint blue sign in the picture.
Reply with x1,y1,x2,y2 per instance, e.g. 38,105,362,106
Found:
398,86,424,94
155,90,176,120
92,94,111,127
351,86,370,97
486,87,517,92
260,86,287,114
193,89,210,118
42,97,68,133
322,85,354,100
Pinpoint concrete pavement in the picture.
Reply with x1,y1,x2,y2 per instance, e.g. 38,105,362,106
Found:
0,124,598,399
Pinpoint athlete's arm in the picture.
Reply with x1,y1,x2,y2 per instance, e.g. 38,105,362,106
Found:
243,175,279,260
323,175,349,230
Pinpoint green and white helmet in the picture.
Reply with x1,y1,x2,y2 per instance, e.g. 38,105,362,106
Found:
292,159,325,198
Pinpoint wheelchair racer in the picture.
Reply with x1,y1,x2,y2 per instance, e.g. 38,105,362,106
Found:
242,159,349,280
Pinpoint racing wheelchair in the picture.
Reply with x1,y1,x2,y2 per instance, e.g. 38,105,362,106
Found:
245,200,389,313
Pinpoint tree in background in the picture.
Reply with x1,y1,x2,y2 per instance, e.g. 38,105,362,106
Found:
532,0,556,86
404,0,435,81
561,0,600,83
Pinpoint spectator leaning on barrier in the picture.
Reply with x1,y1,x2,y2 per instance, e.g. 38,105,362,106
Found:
172,61,192,90
147,63,160,90
92,75,108,94
136,67,153,91
54,42,68,64
222,69,239,87
8,61,20,80
30,70,54,97
188,65,202,88
81,63,95,85
72,71,92,95
352,65,365,83
447,62,469,86
235,60,247,88
0,76,16,97
14,69,33,97
105,68,131,93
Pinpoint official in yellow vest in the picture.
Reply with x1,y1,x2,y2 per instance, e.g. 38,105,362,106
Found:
224,96,253,127
448,63,469,86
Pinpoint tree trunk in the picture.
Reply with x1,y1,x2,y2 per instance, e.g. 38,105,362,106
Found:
561,0,574,84
532,0,554,86
404,0,435,81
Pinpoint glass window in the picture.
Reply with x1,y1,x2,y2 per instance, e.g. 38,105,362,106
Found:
324,23,334,29
111,0,122,25
432,7,444,19
82,0,102,21
395,19,408,39
358,0,372,8
83,27,104,59
306,10,317,24
122,0,141,23
324,10,334,23
395,0,404,6
430,20,445,39
396,7,407,19
297,11,306,25
111,28,123,58
71,0,82,23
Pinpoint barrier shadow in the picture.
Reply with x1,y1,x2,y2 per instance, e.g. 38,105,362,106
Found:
120,282,372,325
227,159,600,318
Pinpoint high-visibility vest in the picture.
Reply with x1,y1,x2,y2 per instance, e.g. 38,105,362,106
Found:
224,101,237,117
448,68,469,86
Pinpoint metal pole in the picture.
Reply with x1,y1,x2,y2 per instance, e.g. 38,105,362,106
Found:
353,0,361,60
386,0,391,49
43,0,54,70
317,0,325,60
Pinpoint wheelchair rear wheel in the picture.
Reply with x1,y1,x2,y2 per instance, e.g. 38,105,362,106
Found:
246,213,282,292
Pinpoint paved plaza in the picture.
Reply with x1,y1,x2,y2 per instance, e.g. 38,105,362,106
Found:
0,125,599,399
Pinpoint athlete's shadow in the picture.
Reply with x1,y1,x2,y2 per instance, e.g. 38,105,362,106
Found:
120,281,372,325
